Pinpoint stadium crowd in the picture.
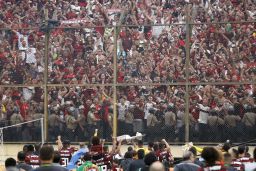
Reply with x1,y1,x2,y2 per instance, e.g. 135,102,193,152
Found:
0,0,254,84
0,84,256,143
3,136,256,171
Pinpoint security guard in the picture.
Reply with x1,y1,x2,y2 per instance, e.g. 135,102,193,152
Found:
10,112,23,141
146,108,160,142
65,107,78,141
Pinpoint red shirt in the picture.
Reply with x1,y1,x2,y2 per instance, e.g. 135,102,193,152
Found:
25,154,40,169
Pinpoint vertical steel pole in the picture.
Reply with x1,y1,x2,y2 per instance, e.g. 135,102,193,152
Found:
43,9,49,141
185,5,191,142
113,26,118,138
41,118,44,144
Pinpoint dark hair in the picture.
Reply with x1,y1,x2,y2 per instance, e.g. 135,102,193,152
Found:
222,143,231,152
17,151,26,161
83,153,92,161
148,142,154,148
159,142,165,150
34,143,41,152
39,145,54,161
238,145,246,155
137,149,145,159
138,140,143,146
144,152,157,166
27,144,35,152
5,158,16,168
189,147,197,156
53,151,61,163
253,147,256,160
153,143,159,152
245,146,249,153
124,152,133,159
201,147,220,166
128,146,133,152
91,136,100,145
23,145,28,153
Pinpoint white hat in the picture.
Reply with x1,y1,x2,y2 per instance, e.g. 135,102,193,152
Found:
79,105,84,109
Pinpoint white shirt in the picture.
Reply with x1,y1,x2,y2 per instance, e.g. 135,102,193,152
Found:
17,32,29,50
22,47,36,64
144,102,155,119
198,104,210,124
244,162,256,171
118,103,128,121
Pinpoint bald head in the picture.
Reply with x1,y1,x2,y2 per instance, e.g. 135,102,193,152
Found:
149,161,165,171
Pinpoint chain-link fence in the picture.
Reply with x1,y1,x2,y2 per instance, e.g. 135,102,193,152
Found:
0,1,255,144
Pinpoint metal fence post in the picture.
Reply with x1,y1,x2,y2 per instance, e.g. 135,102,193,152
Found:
185,5,191,143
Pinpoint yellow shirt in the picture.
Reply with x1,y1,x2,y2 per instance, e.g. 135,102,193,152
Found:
134,147,150,159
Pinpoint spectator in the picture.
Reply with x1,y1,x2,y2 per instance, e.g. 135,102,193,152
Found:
120,152,133,171
127,149,145,171
174,151,200,171
141,152,158,171
149,161,165,171
16,151,33,171
199,147,226,171
5,158,20,171
33,145,68,171
244,147,256,171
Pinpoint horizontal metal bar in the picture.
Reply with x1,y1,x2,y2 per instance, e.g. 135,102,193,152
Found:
0,20,254,31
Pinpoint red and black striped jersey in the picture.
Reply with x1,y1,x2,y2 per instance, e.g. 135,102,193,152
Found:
25,154,40,168
59,147,76,167
198,164,227,171
231,157,254,171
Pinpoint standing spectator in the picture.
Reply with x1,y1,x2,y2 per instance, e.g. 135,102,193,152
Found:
197,99,210,142
244,147,256,171
133,102,144,134
163,106,176,142
120,152,133,171
77,105,86,141
208,112,224,142
149,162,165,171
10,112,23,141
141,152,158,171
174,151,200,171
224,111,241,142
241,112,256,140
48,112,63,142
146,109,159,142
33,145,68,171
16,151,33,171
5,158,20,171
65,108,78,141
199,147,226,171
125,106,134,136
117,97,128,135
127,149,145,171
87,105,99,139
